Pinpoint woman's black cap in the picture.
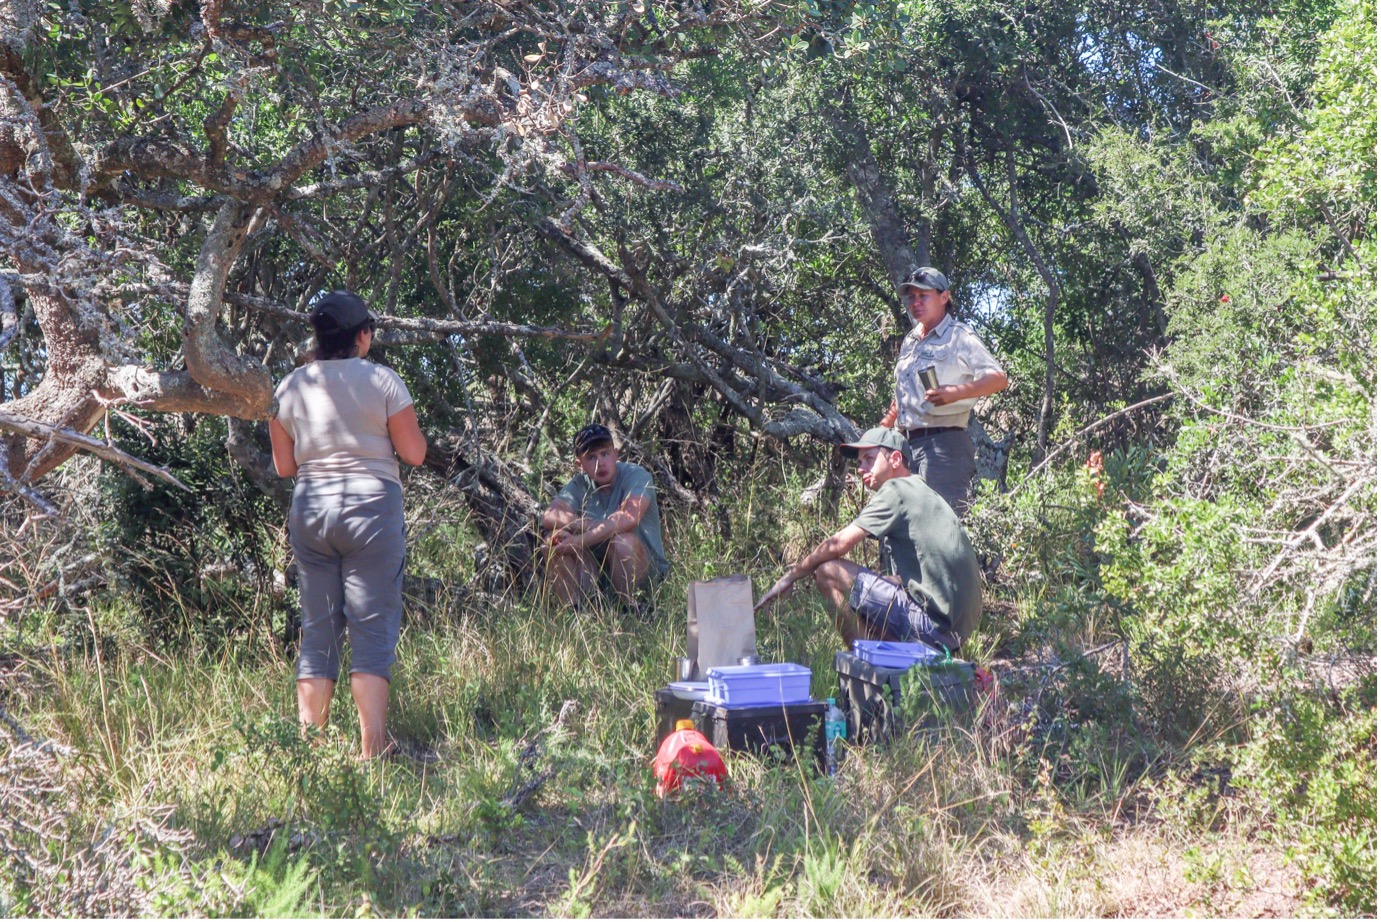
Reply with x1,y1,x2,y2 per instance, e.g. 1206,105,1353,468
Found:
309,290,379,333
573,423,614,456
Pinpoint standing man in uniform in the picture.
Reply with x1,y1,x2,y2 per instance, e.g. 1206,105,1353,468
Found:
755,427,984,654
541,424,670,608
880,267,1008,514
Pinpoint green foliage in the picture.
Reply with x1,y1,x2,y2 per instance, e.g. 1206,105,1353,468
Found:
796,835,855,915
1249,0,1376,231
95,416,289,649
1230,685,1377,914
237,715,381,833
233,835,319,918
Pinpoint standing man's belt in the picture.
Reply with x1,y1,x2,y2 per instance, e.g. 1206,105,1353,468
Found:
904,426,963,438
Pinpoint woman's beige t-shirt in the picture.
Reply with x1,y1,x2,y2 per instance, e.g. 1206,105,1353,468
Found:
273,358,413,487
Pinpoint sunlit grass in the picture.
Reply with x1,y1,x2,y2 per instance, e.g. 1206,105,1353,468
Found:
0,474,1332,916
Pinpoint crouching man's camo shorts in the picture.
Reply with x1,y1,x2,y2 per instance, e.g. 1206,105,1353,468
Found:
848,568,960,652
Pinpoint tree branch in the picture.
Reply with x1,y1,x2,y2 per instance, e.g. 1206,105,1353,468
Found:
182,201,273,418
226,291,611,342
0,409,189,491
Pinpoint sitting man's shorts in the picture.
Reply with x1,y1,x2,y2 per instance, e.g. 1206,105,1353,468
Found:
848,568,960,652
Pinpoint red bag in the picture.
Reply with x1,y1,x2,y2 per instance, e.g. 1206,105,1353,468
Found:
653,720,728,798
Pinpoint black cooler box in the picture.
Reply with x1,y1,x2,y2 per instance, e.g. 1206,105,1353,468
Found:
834,651,976,742
653,686,702,748
690,699,827,769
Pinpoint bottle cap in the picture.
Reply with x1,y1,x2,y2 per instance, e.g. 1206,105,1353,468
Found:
827,697,836,706
675,719,695,731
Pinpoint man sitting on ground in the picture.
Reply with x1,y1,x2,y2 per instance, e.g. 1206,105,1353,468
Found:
754,427,983,652
541,424,669,608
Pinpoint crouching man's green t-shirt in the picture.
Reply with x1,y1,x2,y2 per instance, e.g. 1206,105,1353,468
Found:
553,462,670,578
850,475,983,643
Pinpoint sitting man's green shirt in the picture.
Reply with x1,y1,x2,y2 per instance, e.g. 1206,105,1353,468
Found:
851,476,983,644
553,461,670,579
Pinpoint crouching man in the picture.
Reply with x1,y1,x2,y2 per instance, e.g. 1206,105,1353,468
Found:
541,424,670,608
754,427,983,652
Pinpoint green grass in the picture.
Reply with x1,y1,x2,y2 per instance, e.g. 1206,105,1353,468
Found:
0,476,1363,916
0,591,1029,914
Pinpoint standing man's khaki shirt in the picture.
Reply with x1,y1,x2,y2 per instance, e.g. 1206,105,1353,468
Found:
894,313,1005,430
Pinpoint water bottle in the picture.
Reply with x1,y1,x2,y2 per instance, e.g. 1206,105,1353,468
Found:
824,697,847,776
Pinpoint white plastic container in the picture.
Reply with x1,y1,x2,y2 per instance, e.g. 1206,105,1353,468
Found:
705,663,812,707
852,640,947,669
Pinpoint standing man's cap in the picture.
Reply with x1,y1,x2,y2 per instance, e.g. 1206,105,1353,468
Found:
899,267,950,292
309,290,379,333
573,423,615,456
840,426,907,457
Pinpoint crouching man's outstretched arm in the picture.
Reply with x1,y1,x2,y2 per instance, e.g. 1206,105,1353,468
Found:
754,524,869,612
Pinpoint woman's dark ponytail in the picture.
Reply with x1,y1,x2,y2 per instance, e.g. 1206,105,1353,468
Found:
314,319,372,360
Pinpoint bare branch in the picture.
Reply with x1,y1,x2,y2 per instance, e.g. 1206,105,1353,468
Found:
0,272,18,351
559,159,683,192
203,91,238,170
1011,393,1175,493
0,46,85,190
226,291,611,342
0,409,189,490
182,201,273,418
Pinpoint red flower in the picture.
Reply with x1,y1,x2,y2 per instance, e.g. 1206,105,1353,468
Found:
1086,451,1106,499
1219,294,1231,303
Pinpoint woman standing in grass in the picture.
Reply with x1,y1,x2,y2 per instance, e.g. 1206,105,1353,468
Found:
269,290,427,759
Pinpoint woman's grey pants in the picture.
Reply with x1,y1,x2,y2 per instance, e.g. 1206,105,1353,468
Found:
907,428,977,516
289,478,405,682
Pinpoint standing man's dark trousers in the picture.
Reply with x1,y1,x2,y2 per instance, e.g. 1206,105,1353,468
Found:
906,427,976,516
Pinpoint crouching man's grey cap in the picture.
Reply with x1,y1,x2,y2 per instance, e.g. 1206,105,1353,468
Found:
899,267,950,292
840,427,907,457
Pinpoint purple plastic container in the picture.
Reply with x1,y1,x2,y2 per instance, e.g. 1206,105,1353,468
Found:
852,640,947,669
705,663,813,707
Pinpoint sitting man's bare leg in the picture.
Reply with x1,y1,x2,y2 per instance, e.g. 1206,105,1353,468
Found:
813,558,883,646
605,532,652,604
549,549,597,607
542,505,598,607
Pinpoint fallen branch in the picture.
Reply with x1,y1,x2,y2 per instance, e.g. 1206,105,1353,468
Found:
0,410,189,491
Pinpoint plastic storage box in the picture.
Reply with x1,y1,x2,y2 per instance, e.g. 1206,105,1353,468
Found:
704,663,812,707
691,699,827,769
852,640,948,669
834,651,976,742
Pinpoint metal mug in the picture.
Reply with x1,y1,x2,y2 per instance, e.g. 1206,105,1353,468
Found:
676,657,697,681
737,655,760,666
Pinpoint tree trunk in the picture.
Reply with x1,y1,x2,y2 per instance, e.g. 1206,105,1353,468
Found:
967,152,1061,461
1,287,108,480
422,433,540,587
830,89,926,300
658,381,715,491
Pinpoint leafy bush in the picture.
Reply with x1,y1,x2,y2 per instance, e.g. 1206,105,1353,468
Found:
96,416,290,649
1229,684,1377,914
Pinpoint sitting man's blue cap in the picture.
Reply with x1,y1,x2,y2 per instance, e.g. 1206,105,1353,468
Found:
573,423,614,456
310,289,379,333
899,267,949,292
840,427,907,457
